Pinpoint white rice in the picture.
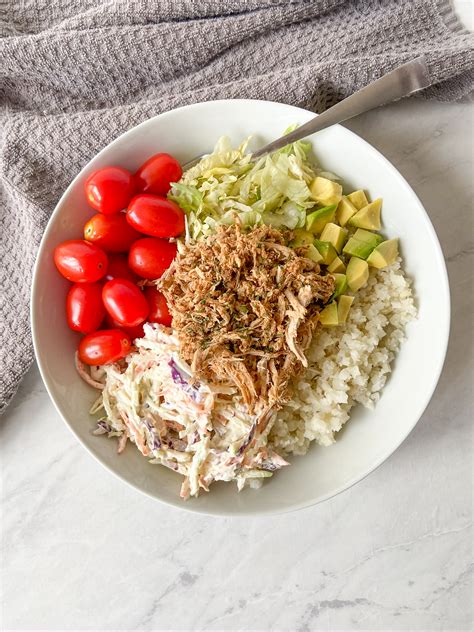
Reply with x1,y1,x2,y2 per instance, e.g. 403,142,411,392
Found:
269,258,417,455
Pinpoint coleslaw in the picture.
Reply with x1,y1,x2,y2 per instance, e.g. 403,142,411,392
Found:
86,323,288,498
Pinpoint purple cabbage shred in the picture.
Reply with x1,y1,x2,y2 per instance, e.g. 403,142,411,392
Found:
168,359,201,402
142,417,162,450
96,420,112,433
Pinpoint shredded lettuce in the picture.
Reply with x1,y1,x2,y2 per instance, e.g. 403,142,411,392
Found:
168,130,322,240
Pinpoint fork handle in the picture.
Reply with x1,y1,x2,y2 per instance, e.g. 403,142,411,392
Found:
252,57,431,159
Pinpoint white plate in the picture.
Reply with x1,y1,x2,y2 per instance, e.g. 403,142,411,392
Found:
31,99,450,515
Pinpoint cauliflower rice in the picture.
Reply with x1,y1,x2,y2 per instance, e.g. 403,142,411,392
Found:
269,258,416,455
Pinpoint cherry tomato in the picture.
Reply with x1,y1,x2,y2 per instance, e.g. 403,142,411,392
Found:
103,253,139,283
85,166,136,215
105,313,145,340
84,212,142,253
127,194,185,238
54,240,108,282
66,282,105,333
78,329,131,365
135,153,182,196
128,237,177,280
102,279,149,327
144,286,172,327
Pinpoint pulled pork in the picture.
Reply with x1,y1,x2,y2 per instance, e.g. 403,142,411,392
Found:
159,224,334,412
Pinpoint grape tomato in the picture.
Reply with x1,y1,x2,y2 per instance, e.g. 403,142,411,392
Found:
54,240,108,283
78,329,131,365
128,237,177,280
85,166,136,215
102,278,149,327
103,253,139,283
84,212,142,253
135,153,182,196
66,282,105,333
127,194,185,238
144,286,172,327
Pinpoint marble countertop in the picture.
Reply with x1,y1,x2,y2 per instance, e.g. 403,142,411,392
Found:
2,13,473,632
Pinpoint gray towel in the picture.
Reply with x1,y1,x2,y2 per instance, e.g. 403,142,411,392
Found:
1,0,473,412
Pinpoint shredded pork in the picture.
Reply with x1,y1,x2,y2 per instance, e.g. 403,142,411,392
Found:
159,224,335,412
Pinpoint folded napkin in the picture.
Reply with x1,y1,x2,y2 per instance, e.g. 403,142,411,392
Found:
1,0,473,412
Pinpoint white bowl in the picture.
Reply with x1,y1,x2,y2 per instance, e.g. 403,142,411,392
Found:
31,99,450,515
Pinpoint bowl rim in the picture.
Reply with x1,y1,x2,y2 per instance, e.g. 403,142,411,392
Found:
31,98,451,516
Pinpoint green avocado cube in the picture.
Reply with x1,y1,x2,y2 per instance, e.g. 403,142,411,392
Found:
336,197,358,227
310,177,343,206
347,190,369,210
314,239,338,265
301,243,324,264
320,222,348,253
327,256,346,273
319,301,339,326
332,273,348,299
346,257,369,291
367,238,399,269
348,198,382,230
343,229,383,260
306,204,336,234
337,295,354,323
291,228,314,248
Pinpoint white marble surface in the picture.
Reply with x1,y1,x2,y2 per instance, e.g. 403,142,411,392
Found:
2,21,473,632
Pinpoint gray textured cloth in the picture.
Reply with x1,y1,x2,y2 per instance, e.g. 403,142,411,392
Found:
1,0,473,412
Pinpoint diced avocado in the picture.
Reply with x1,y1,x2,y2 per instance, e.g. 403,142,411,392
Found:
291,228,314,248
310,177,343,206
306,204,336,234
319,301,339,326
320,222,348,253
332,273,348,299
367,238,399,269
352,228,384,245
314,239,338,265
336,197,358,227
328,256,346,273
348,198,382,230
337,295,354,323
301,243,324,264
346,257,369,291
347,189,369,210
343,228,383,260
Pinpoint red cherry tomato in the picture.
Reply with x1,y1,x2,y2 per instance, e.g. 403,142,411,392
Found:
103,254,139,283
84,212,142,253
54,240,108,282
66,282,105,333
78,329,131,365
144,286,172,327
102,279,149,327
127,194,185,238
135,153,182,196
85,166,136,215
128,238,177,280
105,313,145,340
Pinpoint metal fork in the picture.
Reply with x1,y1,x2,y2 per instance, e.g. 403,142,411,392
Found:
183,57,430,170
